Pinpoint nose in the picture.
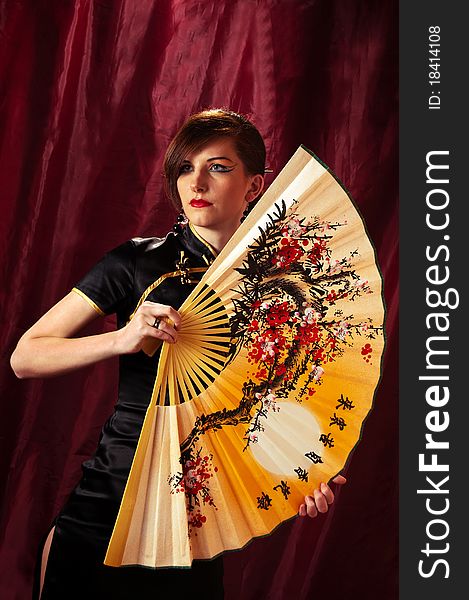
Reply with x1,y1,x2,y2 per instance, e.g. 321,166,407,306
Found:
189,168,207,193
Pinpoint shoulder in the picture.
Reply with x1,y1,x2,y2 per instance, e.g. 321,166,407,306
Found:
130,234,176,254
100,234,175,266
130,233,181,267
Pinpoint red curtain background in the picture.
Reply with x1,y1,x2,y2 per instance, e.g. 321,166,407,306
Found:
0,1,398,599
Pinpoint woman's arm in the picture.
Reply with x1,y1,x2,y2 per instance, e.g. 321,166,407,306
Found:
10,292,181,379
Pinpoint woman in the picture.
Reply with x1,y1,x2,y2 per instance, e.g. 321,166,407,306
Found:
11,109,345,599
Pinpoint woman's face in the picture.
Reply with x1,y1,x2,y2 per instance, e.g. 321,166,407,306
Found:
177,137,263,240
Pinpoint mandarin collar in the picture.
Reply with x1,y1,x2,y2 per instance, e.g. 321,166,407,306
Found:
179,223,218,265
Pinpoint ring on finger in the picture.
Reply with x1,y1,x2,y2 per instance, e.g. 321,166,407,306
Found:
152,318,160,329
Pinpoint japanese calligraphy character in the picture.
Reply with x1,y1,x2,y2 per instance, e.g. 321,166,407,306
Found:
336,393,355,411
294,467,309,482
319,432,335,448
305,451,323,464
257,492,273,510
273,480,291,500
330,412,347,430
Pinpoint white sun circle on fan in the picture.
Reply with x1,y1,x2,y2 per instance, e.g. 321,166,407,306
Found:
249,402,323,475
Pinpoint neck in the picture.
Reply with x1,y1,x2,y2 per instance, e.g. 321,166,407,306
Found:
190,224,236,254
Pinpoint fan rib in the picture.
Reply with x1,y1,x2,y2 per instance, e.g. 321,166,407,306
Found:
172,349,200,401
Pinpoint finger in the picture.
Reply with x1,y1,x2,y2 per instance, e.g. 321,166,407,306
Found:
144,317,178,343
154,320,179,343
331,474,347,486
141,314,178,343
304,495,318,518
298,503,307,517
142,303,182,329
160,306,182,330
313,489,328,513
147,315,162,329
320,482,335,505
145,324,177,344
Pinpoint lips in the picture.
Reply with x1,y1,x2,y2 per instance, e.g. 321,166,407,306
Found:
190,199,212,208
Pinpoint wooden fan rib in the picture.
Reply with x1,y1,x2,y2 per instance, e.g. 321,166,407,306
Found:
178,344,230,369
177,347,226,373
180,344,230,360
181,322,231,333
183,291,222,316
170,342,208,394
177,347,227,372
184,312,229,327
166,347,179,406
181,333,232,344
187,282,236,317
184,284,215,308
188,358,223,385
183,305,228,325
149,343,172,408
181,315,228,333
170,346,193,404
177,360,217,390
182,311,227,327
180,333,230,345
155,371,167,407
172,348,201,400
175,344,203,402
200,382,240,412
177,342,228,365
185,303,228,318
170,345,218,396
180,336,228,352
185,335,231,347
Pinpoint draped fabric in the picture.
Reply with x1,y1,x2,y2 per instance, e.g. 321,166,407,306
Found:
0,1,398,599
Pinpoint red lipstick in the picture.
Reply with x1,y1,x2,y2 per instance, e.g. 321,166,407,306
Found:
190,199,212,208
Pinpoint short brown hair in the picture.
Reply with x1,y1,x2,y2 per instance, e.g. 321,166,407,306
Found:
163,108,266,211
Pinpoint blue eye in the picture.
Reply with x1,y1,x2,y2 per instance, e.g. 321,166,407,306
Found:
178,164,192,174
209,163,232,172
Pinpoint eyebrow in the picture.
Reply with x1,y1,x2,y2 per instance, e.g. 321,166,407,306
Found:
206,156,235,162
182,156,235,163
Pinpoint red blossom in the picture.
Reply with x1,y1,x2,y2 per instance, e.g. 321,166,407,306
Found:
276,364,287,377
313,348,325,362
248,319,259,331
308,239,328,263
248,330,288,364
265,301,292,328
189,511,207,529
182,454,216,496
272,239,304,268
294,322,320,346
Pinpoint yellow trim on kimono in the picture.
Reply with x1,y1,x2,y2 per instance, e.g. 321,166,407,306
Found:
188,223,218,258
72,287,106,316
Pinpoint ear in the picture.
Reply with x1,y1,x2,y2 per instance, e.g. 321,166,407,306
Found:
246,174,265,203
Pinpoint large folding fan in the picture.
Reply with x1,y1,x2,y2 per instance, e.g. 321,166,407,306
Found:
105,146,385,568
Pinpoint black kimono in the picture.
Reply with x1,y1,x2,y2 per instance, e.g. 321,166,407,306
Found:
39,225,224,599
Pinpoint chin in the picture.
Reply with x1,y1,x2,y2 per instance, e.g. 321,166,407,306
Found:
188,215,216,229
